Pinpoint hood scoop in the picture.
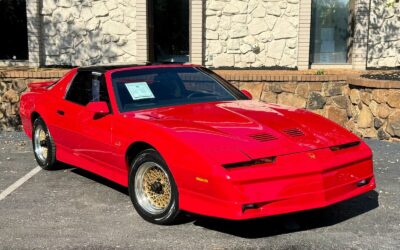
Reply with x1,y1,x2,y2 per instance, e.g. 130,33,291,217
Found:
282,128,304,137
249,133,278,142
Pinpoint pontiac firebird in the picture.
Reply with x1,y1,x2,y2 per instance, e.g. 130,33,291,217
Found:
20,64,375,224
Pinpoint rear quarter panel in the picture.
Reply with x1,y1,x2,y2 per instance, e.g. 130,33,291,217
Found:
20,92,38,138
20,69,77,138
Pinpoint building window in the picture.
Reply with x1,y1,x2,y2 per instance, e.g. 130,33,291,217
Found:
148,0,189,63
310,0,351,64
0,0,28,60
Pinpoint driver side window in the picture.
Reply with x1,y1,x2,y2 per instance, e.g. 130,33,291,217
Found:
65,72,109,106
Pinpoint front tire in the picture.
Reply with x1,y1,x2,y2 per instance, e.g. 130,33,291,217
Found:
32,118,56,170
128,149,180,225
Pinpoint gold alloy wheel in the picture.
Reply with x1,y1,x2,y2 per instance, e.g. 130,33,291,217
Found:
135,162,172,215
34,126,48,162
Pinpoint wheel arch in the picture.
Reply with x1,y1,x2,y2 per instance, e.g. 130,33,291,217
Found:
125,141,157,170
23,111,42,138
31,111,41,125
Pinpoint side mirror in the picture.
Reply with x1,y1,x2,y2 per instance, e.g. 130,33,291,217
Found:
241,89,253,100
87,101,110,115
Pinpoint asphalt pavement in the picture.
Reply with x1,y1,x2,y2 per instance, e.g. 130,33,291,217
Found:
0,132,399,249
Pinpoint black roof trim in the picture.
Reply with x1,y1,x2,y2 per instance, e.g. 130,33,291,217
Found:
77,63,151,73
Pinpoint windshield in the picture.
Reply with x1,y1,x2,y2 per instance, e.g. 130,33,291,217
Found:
112,67,247,112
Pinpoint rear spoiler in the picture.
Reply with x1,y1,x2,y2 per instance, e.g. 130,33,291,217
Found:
28,81,56,92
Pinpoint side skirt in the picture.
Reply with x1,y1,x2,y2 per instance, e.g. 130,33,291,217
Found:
56,144,128,187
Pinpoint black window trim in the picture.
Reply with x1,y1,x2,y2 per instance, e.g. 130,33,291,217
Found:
63,72,78,101
64,71,113,114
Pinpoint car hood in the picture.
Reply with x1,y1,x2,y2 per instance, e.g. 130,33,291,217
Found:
129,100,359,162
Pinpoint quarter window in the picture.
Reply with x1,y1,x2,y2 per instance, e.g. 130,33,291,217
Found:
65,72,109,106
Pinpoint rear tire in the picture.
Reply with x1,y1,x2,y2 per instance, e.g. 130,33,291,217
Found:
32,118,57,170
128,149,181,225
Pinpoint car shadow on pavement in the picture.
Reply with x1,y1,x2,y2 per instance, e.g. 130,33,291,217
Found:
191,190,379,239
53,162,129,196
70,168,129,195
53,163,379,237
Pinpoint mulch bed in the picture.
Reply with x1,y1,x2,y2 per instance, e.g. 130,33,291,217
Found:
361,72,400,81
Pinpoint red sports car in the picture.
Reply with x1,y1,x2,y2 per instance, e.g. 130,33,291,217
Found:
20,64,375,224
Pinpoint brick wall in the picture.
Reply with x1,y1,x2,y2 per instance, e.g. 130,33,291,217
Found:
26,0,41,67
297,0,311,70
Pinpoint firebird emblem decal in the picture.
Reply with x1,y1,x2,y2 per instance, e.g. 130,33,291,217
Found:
308,153,316,159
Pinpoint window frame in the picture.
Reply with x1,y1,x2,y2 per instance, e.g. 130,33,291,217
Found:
111,66,248,113
309,0,353,66
64,71,93,106
64,71,112,110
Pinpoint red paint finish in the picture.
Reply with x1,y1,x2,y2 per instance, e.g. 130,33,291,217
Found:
20,65,375,220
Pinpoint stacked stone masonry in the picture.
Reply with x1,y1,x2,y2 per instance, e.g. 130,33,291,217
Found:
347,86,400,140
205,0,299,68
1,69,400,141
0,78,45,131
367,0,400,68
41,0,137,66
0,69,66,131
227,76,400,141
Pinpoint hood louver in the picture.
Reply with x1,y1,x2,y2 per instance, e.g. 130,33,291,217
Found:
282,128,304,137
249,133,278,142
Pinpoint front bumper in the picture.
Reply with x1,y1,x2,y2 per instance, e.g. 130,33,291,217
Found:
179,143,375,220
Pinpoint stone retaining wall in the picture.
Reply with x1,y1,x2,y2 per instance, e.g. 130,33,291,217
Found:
1,69,399,141
346,78,400,140
0,78,35,131
0,69,65,131
225,75,400,141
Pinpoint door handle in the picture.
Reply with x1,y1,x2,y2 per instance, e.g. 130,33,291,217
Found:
56,110,65,116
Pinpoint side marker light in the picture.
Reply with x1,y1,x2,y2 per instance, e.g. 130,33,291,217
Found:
195,177,209,183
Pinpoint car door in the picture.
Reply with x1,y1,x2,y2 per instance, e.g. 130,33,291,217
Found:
51,71,92,153
55,70,118,171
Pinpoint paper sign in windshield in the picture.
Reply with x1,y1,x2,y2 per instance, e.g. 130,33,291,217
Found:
125,82,155,100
